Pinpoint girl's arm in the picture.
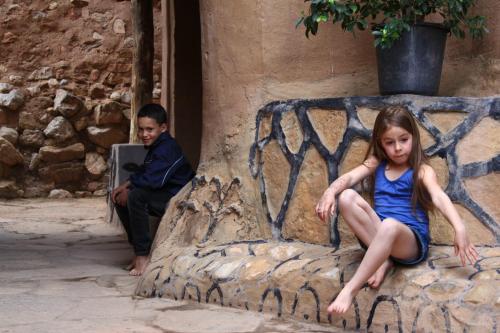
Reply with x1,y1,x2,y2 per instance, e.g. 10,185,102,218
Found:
315,155,379,222
420,164,479,266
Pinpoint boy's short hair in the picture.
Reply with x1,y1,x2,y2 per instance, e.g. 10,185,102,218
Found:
137,103,168,125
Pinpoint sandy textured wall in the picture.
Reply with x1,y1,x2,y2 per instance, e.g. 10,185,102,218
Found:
151,1,498,250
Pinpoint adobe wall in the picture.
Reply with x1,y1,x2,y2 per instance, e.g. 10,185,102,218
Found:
155,0,499,247
139,1,499,330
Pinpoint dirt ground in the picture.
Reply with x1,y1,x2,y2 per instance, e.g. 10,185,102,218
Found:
0,197,343,333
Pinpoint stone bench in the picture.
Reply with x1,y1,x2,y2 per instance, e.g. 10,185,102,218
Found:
137,96,499,332
137,241,498,332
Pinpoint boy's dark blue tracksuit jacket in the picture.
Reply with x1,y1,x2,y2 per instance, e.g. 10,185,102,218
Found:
129,132,194,196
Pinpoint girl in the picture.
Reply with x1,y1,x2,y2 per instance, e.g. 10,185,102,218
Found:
315,106,478,315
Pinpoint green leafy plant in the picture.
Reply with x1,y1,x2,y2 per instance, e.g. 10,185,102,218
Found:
296,0,488,48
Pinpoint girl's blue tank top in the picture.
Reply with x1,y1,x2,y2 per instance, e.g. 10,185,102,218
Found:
374,160,429,242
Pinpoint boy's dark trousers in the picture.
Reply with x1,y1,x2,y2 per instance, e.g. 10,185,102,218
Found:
114,187,172,256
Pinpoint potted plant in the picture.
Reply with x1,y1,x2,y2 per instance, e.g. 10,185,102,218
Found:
296,0,488,95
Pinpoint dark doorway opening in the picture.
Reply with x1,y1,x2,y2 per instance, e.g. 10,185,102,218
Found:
172,0,202,170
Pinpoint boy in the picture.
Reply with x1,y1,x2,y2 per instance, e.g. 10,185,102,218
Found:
112,103,194,276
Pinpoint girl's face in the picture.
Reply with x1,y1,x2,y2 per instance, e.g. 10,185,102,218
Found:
380,125,413,166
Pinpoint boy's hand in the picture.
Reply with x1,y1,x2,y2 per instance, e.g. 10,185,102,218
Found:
315,189,336,223
111,183,129,206
454,227,479,266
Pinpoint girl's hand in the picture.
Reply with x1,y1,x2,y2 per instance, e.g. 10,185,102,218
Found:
454,228,479,266
315,188,336,223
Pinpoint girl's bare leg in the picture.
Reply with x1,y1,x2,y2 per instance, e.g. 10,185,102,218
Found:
328,217,419,314
337,189,392,287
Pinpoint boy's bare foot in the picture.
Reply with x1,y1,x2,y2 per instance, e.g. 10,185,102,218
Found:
129,255,149,276
367,259,393,289
327,286,356,315
125,257,136,271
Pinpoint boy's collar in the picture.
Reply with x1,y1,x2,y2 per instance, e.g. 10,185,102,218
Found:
144,131,169,149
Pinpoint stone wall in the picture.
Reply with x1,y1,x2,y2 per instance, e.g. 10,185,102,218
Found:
0,0,162,198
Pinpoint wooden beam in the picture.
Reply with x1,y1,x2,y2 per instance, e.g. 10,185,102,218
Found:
130,0,154,143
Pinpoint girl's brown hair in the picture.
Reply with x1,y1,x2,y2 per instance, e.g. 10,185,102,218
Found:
364,106,433,213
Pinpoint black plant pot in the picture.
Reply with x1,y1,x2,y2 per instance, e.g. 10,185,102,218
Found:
376,23,448,96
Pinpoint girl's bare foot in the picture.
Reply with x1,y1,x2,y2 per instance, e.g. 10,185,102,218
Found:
130,256,149,276
367,259,393,289
327,286,356,315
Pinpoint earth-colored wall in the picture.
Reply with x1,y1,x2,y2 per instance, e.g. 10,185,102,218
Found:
142,2,499,330
184,0,499,246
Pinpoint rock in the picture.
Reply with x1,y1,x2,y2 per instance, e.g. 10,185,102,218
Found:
27,85,41,96
2,32,18,44
39,143,85,163
43,116,76,143
93,189,107,196
20,96,53,128
8,75,23,86
122,108,131,120
60,79,69,86
152,88,161,99
19,130,45,148
0,83,13,93
110,91,121,101
89,83,106,99
0,109,7,124
70,0,89,8
6,4,20,14
38,161,85,184
48,2,58,10
32,11,48,20
48,78,59,87
113,19,126,34
0,137,24,166
74,191,91,198
0,89,25,111
85,152,107,177
28,67,53,81
94,100,123,125
0,180,21,199
0,127,18,144
73,116,89,132
87,181,104,192
29,153,42,171
123,37,134,48
48,189,73,199
93,32,104,40
87,126,127,148
90,69,100,82
53,89,86,118
121,91,131,104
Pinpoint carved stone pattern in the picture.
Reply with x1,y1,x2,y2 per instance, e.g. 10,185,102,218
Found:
249,96,500,246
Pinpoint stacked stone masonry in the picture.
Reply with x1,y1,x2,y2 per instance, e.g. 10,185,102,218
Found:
139,95,499,332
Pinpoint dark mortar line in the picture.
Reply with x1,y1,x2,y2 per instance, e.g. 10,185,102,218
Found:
460,155,500,178
271,253,302,273
257,155,275,231
291,282,321,323
205,282,223,306
181,282,201,303
258,287,283,317
274,160,302,235
366,295,403,333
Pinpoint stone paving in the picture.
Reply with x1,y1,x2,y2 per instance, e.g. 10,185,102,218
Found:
0,198,345,333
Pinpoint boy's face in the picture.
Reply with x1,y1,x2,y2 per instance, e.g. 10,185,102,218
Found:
137,116,167,147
